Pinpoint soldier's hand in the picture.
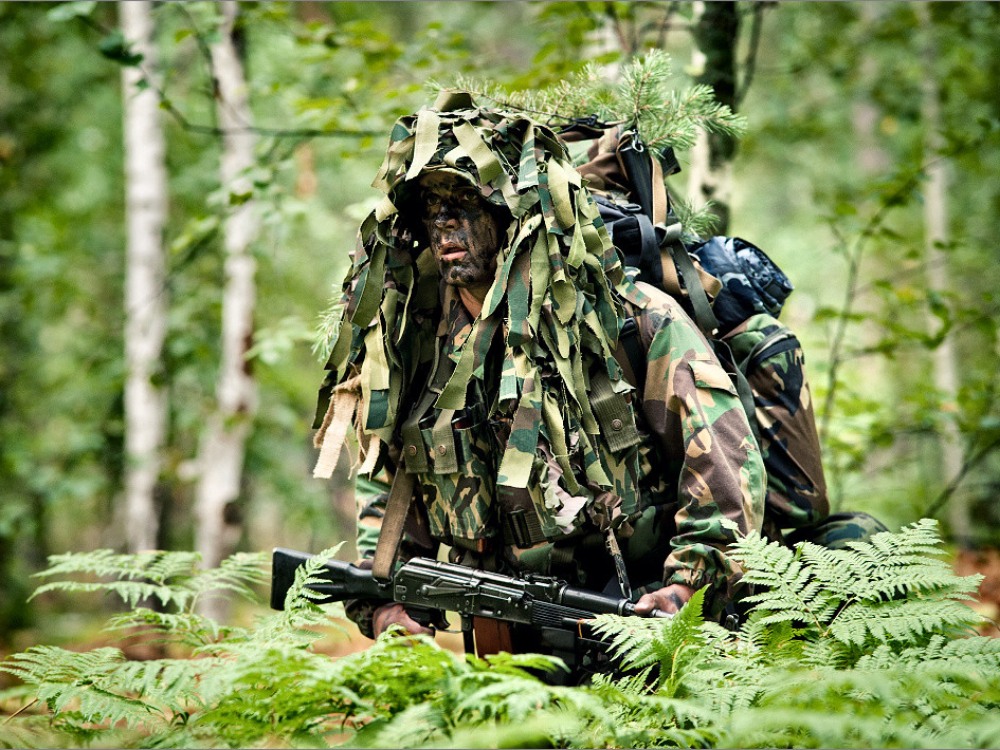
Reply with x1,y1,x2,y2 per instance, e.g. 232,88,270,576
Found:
372,602,436,638
634,584,695,616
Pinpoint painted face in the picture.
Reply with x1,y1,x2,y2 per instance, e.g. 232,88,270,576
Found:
418,172,504,293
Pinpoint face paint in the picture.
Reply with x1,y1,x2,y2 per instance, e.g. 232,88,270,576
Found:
418,172,504,296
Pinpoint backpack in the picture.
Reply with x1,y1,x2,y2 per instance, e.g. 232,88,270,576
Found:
559,120,826,534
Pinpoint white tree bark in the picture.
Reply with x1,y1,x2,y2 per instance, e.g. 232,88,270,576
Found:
121,0,168,554
685,0,734,232
918,6,968,545
194,1,259,589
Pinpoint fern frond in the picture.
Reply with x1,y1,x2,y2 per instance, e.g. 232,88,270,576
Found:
839,520,982,602
31,549,202,610
102,608,248,651
731,534,840,630
830,597,984,649
589,588,711,698
34,549,199,584
476,650,567,677
0,646,167,730
588,612,669,670
186,551,268,608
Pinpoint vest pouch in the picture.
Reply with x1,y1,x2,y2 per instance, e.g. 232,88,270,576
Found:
589,370,643,520
417,406,497,545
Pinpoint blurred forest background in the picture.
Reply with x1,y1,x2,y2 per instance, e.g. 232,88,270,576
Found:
1,0,998,650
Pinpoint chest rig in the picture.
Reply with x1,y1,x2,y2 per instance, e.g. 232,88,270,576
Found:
396,292,649,564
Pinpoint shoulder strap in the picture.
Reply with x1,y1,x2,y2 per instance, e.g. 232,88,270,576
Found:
713,338,762,446
665,235,720,336
739,328,799,376
614,316,646,394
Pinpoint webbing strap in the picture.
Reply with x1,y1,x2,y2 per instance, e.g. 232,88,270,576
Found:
372,469,416,581
500,501,548,548
714,338,762,446
377,340,456,580
614,317,647,394
739,329,798,376
619,131,655,221
667,238,720,336
399,345,455,473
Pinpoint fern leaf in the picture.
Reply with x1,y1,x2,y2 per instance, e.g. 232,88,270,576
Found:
831,597,984,648
30,549,202,610
186,551,269,610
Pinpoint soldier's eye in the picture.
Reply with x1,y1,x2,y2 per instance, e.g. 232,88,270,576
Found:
422,193,444,215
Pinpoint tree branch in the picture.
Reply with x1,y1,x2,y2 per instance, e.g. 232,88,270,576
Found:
735,1,768,108
922,434,1000,519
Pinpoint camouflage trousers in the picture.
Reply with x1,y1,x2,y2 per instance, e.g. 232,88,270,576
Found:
782,511,889,549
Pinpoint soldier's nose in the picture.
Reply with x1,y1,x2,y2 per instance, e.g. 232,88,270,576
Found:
433,206,460,228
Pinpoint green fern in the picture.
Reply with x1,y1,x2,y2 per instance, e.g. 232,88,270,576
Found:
30,549,268,615
3,523,999,749
730,520,985,658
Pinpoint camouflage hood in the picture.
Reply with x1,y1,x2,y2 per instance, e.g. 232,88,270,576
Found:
314,90,637,516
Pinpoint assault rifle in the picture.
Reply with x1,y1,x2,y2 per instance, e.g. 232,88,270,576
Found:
270,548,670,665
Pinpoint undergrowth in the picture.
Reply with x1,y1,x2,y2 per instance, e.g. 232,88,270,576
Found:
2,519,999,748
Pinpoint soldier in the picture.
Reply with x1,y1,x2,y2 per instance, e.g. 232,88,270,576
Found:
312,92,765,662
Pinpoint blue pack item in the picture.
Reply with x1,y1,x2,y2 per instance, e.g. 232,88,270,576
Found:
691,236,794,334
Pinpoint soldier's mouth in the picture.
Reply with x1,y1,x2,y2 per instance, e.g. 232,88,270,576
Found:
437,242,468,263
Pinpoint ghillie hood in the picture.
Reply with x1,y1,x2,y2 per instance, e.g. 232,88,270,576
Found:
313,90,643,520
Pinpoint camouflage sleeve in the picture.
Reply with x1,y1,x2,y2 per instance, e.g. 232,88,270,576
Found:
722,314,829,532
634,284,765,599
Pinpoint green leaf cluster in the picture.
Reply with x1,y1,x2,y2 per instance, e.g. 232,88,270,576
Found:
457,50,747,157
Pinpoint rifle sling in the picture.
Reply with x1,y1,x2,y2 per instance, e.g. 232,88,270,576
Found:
373,341,456,581
372,469,416,581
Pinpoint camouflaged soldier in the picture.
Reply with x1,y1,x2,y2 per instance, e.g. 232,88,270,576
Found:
312,91,766,655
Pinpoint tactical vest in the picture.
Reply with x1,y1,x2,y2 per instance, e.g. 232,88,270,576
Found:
397,315,649,561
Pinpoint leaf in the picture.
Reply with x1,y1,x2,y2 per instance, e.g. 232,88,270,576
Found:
46,1,97,22
98,30,144,67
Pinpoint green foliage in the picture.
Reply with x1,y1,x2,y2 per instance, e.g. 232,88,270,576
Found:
3,521,999,748
459,50,747,157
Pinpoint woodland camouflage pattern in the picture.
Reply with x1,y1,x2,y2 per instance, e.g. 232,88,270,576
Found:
313,92,765,630
722,313,829,539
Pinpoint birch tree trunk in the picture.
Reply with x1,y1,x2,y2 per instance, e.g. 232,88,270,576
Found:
120,0,168,554
194,1,259,602
918,5,968,546
686,0,739,234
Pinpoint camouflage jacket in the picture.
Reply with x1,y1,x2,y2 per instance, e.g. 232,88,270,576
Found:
347,278,765,635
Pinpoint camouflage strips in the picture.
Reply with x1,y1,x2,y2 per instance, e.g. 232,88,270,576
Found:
315,92,766,623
